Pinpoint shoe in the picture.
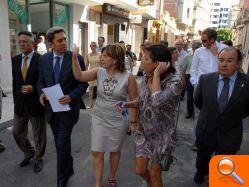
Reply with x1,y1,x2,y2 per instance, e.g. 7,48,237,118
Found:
194,172,204,184
0,143,5,153
34,160,43,173
185,113,193,119
19,152,34,167
107,179,116,187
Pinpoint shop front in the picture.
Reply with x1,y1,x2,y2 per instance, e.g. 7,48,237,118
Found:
8,0,70,57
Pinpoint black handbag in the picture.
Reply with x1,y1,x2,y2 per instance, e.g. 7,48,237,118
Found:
159,150,173,171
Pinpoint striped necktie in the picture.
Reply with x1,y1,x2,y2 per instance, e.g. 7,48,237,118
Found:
218,78,229,112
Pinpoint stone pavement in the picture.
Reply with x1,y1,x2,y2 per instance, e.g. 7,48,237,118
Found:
0,93,248,187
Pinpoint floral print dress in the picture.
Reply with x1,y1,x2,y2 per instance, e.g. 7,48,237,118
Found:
134,73,183,163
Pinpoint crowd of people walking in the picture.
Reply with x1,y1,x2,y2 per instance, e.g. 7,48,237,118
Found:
0,26,249,187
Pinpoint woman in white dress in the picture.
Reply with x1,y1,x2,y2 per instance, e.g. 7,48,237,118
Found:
72,43,138,187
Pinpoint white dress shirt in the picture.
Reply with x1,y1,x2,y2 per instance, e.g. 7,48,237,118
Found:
176,48,188,73
53,52,64,69
190,41,227,86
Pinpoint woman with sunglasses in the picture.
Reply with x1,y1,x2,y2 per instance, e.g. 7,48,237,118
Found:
72,43,138,187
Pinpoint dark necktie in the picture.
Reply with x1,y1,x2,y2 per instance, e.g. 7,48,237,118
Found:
219,78,229,112
53,56,61,84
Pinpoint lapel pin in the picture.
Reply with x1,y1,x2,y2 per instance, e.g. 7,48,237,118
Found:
241,84,244,87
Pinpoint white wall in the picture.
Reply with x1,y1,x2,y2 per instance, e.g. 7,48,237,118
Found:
0,1,12,92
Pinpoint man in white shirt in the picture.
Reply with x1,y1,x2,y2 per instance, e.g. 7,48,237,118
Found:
175,38,188,73
190,28,227,151
96,36,105,53
190,28,227,86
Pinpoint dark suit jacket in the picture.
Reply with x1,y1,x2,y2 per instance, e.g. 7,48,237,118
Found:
12,52,45,116
194,72,249,152
37,50,88,125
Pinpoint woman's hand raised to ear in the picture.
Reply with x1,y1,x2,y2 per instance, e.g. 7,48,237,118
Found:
154,61,170,77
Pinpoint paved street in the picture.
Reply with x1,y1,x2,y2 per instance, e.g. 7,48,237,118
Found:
0,95,249,187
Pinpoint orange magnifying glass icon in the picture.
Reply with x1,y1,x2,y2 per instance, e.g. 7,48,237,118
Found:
217,157,244,185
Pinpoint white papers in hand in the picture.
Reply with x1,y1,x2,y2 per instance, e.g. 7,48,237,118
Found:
42,84,71,112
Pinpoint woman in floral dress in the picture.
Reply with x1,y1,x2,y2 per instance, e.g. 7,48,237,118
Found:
116,45,183,187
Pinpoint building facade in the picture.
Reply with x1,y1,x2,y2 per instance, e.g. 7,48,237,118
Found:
210,0,231,29
0,0,146,92
233,0,249,73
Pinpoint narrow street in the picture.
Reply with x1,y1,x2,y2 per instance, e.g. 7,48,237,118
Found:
0,96,248,187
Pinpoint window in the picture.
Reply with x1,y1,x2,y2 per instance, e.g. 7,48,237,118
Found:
212,21,218,24
214,3,220,6
8,0,28,57
214,9,219,12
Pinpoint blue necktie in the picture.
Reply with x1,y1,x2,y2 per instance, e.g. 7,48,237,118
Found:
53,56,61,84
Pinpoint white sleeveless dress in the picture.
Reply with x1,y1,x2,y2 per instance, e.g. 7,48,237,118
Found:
91,68,130,152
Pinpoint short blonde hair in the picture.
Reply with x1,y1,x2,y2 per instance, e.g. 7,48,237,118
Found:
102,43,125,72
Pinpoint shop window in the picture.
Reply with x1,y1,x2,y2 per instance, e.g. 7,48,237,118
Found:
55,3,70,46
8,0,28,57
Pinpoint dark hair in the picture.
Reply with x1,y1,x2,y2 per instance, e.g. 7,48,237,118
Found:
202,28,217,40
145,45,176,80
158,40,169,47
98,36,105,42
219,47,243,62
119,41,125,44
18,31,33,38
46,26,65,43
101,43,126,73
168,47,177,54
222,40,233,47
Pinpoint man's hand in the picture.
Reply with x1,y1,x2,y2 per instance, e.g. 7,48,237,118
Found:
21,85,33,94
39,93,47,107
210,42,218,56
59,95,71,105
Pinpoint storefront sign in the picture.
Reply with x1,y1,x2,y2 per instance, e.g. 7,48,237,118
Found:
8,0,28,24
56,9,67,26
138,0,155,6
103,4,129,19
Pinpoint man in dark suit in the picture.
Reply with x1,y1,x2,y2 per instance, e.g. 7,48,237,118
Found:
194,47,249,184
38,27,88,187
12,31,46,172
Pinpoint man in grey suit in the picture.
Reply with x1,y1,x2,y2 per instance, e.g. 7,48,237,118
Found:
193,47,249,184
38,27,88,187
